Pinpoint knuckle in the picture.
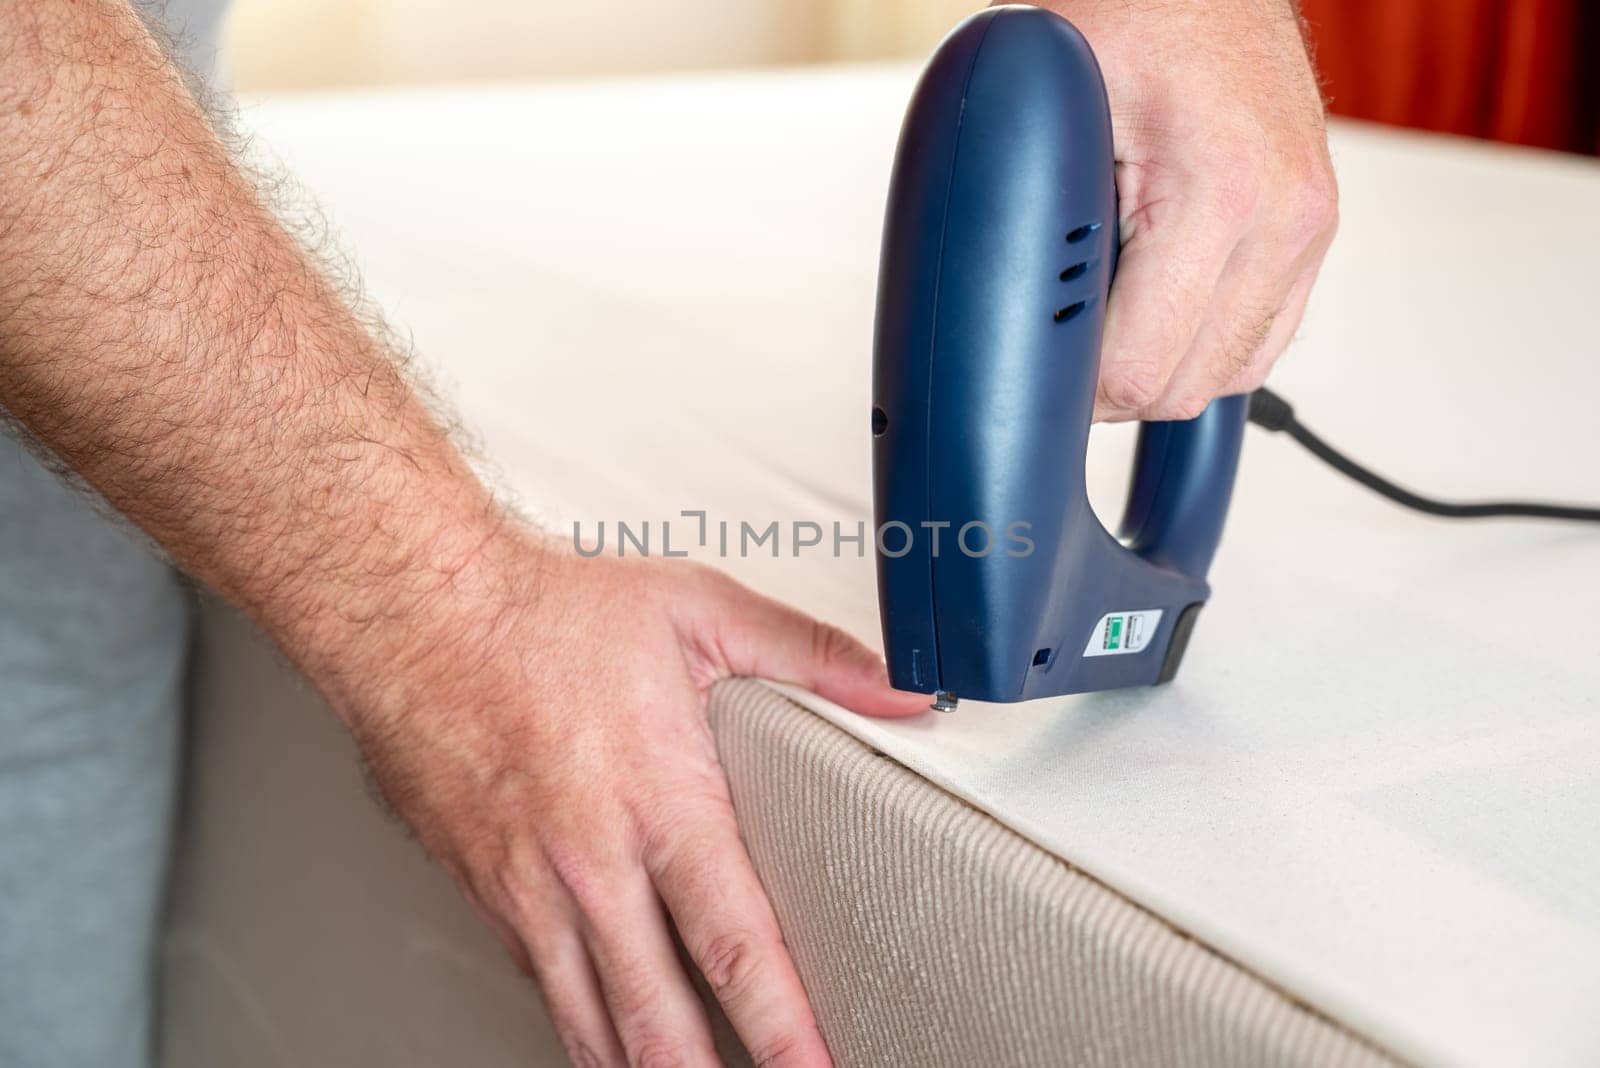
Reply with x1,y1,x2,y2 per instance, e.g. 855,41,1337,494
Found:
749,1031,806,1068
1283,165,1339,245
1100,361,1167,412
809,619,858,668
1156,393,1212,422
631,1035,691,1068
614,960,668,1018
556,1029,606,1068
699,929,761,1005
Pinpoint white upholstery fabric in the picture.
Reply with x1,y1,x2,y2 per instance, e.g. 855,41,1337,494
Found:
161,69,1600,1064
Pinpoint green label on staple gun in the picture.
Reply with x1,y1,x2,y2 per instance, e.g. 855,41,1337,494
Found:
1082,610,1163,658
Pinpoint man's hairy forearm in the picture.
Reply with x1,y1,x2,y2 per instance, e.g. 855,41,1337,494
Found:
0,1,519,703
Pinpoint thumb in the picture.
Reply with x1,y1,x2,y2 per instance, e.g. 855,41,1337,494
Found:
707,581,929,719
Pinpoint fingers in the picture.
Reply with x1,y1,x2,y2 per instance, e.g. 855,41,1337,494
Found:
1152,200,1336,415
705,578,929,718
1146,236,1299,417
649,802,831,1068
525,783,836,1068
524,923,629,1068
1094,190,1242,421
1095,132,1338,422
571,867,723,1067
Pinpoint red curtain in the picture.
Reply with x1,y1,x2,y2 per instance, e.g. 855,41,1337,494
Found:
1298,0,1600,154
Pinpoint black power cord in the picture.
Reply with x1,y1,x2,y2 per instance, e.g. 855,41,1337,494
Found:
1247,387,1600,523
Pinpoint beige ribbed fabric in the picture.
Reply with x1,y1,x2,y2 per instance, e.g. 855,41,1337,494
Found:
708,679,1401,1068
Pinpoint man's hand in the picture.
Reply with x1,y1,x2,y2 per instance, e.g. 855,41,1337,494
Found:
1017,0,1339,421
346,541,925,1066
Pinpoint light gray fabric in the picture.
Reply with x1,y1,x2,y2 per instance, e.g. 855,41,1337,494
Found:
137,0,230,74
709,678,1402,1068
0,440,190,1068
0,5,226,1066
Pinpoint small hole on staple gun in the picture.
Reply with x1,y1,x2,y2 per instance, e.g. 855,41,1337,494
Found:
1059,263,1088,282
1032,648,1053,667
1053,302,1087,323
871,407,888,436
1066,223,1101,244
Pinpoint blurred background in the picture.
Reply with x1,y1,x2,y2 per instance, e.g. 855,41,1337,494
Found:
222,0,1600,155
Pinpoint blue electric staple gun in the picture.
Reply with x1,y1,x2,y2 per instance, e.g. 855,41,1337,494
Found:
872,6,1249,709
